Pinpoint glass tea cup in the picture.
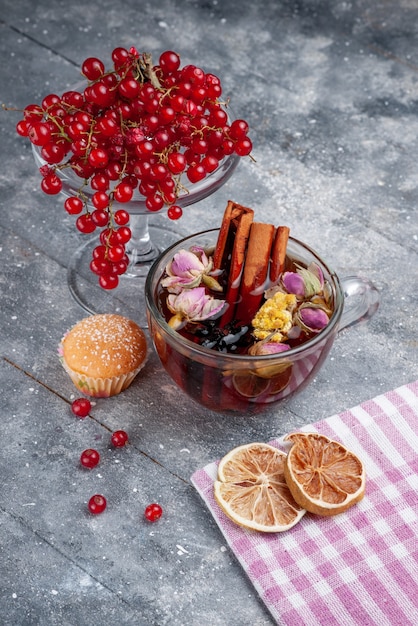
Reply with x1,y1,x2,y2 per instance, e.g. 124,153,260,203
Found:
145,229,379,413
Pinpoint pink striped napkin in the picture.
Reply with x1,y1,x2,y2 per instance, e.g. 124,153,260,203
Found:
191,380,418,625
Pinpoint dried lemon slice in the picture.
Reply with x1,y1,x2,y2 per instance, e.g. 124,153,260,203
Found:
283,432,366,516
214,442,306,532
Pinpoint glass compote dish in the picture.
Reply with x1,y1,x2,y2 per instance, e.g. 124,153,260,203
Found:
32,142,239,326
15,46,252,326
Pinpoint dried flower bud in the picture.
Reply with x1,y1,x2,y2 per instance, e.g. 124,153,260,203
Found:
167,287,225,328
248,341,290,356
296,304,329,333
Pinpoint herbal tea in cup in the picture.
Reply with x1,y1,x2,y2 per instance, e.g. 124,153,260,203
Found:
145,202,379,413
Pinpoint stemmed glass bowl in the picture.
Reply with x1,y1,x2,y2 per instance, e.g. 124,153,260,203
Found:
32,140,240,326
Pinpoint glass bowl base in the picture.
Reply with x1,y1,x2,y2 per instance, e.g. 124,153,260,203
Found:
67,224,182,327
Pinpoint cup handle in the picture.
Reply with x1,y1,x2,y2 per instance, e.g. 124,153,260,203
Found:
338,276,380,332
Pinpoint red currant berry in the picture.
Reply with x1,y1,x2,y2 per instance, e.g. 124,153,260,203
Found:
28,122,52,146
167,152,186,174
61,90,84,107
91,81,116,107
209,108,228,126
111,430,129,447
92,191,110,210
191,137,208,155
99,274,119,290
113,182,133,203
80,449,100,469
91,172,110,191
229,119,249,139
115,226,131,244
107,244,125,262
112,46,130,70
41,93,61,112
105,161,123,180
144,503,163,522
234,137,253,156
114,209,130,226
96,115,119,137
88,147,109,169
118,77,141,99
41,141,66,164
158,106,176,125
41,173,63,195
16,119,30,137
113,259,128,275
186,163,206,184
146,193,164,212
167,205,183,220
92,209,109,227
82,57,105,81
159,50,181,73
88,494,107,515
64,196,84,215
76,213,96,234
201,154,219,173
90,258,110,275
71,397,92,418
23,104,43,122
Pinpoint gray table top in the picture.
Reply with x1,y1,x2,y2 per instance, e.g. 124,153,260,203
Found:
1,1,417,624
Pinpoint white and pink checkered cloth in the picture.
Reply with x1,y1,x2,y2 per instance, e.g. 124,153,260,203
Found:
191,380,418,625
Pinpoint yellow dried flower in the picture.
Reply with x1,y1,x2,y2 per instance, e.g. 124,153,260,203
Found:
251,292,297,341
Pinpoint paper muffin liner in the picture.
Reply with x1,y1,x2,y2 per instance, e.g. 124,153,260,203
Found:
58,339,146,398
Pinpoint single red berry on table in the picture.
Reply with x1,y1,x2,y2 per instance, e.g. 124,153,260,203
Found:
80,449,100,469
111,430,129,447
71,397,91,418
144,503,163,522
88,494,107,515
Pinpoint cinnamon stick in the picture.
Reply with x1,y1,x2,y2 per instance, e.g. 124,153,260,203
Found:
270,225,290,283
213,200,254,271
234,222,275,326
213,200,254,326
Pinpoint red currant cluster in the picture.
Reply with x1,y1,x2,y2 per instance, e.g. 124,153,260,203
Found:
71,398,162,519
14,46,252,289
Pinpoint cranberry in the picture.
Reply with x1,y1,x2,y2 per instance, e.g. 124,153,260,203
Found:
144,503,163,522
71,397,91,418
111,430,129,447
80,449,100,469
88,494,107,515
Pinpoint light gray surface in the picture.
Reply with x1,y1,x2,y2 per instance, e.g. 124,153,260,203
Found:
1,1,417,624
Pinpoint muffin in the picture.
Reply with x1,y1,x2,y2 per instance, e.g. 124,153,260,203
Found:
59,314,148,397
